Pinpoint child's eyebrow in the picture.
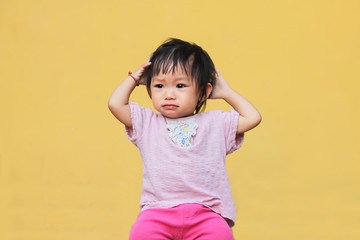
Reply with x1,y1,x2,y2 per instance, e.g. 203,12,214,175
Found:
153,76,190,81
174,76,190,81
152,77,165,81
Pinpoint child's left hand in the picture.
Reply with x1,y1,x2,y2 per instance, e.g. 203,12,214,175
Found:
209,68,232,99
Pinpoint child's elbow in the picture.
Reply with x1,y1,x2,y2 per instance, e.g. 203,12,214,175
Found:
256,113,262,125
251,113,262,128
108,100,119,111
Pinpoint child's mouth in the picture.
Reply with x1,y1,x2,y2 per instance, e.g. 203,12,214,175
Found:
163,104,178,110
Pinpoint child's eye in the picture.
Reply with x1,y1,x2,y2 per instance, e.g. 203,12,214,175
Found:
155,84,164,88
177,84,185,88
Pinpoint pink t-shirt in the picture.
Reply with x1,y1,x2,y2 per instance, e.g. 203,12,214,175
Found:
125,102,244,227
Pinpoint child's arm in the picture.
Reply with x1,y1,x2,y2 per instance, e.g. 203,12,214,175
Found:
210,68,262,134
108,60,151,128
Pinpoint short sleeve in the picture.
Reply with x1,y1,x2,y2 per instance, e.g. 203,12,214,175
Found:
125,102,156,147
216,109,245,155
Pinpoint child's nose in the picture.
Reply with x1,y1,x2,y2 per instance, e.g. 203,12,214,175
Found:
164,88,175,100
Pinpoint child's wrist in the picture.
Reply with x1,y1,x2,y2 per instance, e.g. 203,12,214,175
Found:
128,71,140,86
221,87,235,100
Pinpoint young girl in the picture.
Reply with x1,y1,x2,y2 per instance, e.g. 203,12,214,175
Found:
108,38,261,240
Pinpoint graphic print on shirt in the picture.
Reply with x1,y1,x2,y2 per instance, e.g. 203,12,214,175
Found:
166,118,198,147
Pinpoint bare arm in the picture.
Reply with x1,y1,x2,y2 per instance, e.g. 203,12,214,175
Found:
209,68,262,134
108,61,151,128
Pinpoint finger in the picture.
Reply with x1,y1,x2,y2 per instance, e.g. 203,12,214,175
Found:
215,67,222,78
143,61,152,68
215,67,221,74
146,54,153,63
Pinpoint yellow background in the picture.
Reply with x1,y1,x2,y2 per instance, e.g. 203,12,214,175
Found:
1,0,359,239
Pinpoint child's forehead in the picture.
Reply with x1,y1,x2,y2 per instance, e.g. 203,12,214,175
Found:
153,63,192,78
152,72,191,82
156,67,186,75
157,61,188,72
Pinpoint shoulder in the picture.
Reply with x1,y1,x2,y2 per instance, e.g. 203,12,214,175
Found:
128,102,165,131
197,109,239,122
129,102,161,118
129,102,152,113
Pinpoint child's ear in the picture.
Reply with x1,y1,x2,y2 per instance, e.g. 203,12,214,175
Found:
205,83,213,99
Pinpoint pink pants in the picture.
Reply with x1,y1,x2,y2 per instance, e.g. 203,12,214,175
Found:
129,203,235,240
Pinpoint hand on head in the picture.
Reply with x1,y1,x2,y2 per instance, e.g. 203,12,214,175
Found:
208,67,231,100
132,57,152,85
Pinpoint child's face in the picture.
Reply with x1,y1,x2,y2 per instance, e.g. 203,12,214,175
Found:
150,67,199,119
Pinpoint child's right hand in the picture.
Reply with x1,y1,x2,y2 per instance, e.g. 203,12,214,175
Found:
132,57,152,85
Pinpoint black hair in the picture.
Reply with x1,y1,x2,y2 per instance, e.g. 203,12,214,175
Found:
146,38,216,113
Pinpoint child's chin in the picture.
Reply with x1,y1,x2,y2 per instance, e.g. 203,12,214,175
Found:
161,111,183,119
162,113,179,119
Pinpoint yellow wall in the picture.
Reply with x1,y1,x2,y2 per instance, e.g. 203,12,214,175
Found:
1,0,359,239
